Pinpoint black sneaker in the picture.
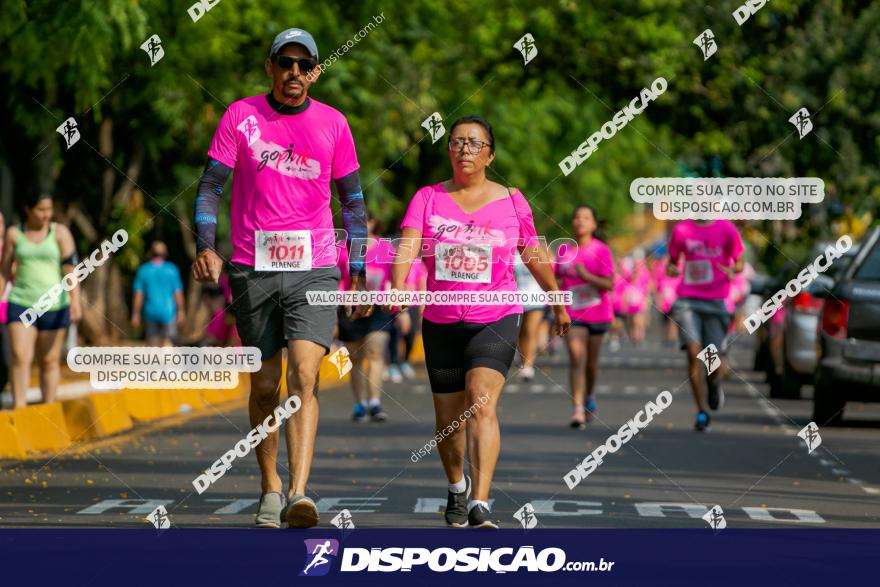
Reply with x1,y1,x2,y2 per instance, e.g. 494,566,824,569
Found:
445,477,470,528
707,380,724,411
468,504,498,529
369,404,388,422
695,410,711,432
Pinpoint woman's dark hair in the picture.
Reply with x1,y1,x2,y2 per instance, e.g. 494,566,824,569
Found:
572,204,606,242
25,191,52,209
449,115,495,154
20,190,52,217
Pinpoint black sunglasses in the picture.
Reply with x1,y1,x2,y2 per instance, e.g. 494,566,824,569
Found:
273,55,317,74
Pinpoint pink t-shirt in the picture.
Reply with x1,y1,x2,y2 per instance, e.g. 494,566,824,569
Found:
668,220,744,301
400,183,539,323
336,238,393,292
207,96,360,267
554,238,614,323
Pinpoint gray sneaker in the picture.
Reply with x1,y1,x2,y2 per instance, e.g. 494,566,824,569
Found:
255,492,285,528
282,495,320,528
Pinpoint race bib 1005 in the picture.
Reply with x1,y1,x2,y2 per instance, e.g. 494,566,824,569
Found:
435,242,492,283
254,230,312,271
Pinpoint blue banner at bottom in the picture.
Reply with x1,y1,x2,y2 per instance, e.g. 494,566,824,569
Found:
0,529,875,585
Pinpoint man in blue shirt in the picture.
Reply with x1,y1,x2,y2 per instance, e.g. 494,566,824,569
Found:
132,241,184,346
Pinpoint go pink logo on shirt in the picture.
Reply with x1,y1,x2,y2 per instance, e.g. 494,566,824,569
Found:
251,138,321,179
428,214,506,243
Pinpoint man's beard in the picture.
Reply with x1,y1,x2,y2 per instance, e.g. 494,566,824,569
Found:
282,78,305,100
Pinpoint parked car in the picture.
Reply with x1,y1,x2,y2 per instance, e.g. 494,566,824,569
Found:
813,227,880,425
750,242,859,399
774,243,860,398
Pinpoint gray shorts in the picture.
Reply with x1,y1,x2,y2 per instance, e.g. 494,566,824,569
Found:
145,320,176,340
228,262,340,360
672,297,731,352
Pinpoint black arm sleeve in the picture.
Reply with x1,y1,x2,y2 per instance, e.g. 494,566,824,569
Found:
195,157,233,253
333,170,368,277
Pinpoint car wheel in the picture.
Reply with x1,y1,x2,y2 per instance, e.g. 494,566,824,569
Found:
812,368,844,426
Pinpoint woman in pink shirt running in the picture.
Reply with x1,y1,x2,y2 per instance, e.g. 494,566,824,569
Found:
388,115,570,528
555,206,615,428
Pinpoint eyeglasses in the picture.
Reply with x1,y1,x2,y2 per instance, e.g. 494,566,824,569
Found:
447,137,492,155
273,55,317,74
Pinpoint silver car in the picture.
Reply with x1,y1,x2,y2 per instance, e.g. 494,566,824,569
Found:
770,243,859,399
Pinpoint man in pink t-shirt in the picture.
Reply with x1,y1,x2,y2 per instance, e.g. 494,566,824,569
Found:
190,28,370,529
668,219,744,432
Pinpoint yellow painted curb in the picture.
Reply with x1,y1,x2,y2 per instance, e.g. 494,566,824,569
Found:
123,388,178,422
0,412,27,459
174,389,207,411
410,335,425,362
61,392,133,442
12,403,71,453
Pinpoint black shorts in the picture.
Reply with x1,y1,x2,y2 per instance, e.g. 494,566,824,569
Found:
228,262,340,360
422,313,520,393
336,306,394,342
6,303,70,331
571,320,611,335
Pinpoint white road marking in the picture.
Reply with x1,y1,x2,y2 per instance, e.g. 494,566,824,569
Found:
206,498,258,514
77,499,174,515
741,507,825,524
72,498,828,523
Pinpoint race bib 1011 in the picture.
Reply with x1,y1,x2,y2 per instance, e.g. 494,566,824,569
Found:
254,230,312,271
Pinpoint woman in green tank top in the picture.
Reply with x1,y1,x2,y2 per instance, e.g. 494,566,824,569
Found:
0,193,81,408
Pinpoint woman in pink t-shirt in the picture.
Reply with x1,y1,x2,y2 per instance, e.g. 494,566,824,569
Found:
388,115,570,529
554,205,615,428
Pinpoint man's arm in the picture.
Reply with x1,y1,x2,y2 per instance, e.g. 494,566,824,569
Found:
333,170,367,278
192,157,232,283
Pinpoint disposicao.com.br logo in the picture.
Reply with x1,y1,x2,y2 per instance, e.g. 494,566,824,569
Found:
301,542,613,574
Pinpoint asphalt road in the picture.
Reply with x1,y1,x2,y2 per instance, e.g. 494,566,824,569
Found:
2,334,879,529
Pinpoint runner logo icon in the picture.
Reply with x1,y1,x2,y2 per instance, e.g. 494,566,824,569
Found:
329,347,353,378
798,422,822,453
697,344,721,375
236,115,261,146
514,33,538,65
693,29,716,60
513,503,538,529
331,509,355,530
56,117,80,149
300,539,339,577
146,505,171,529
789,107,813,139
422,112,445,144
702,505,726,531
140,34,164,66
